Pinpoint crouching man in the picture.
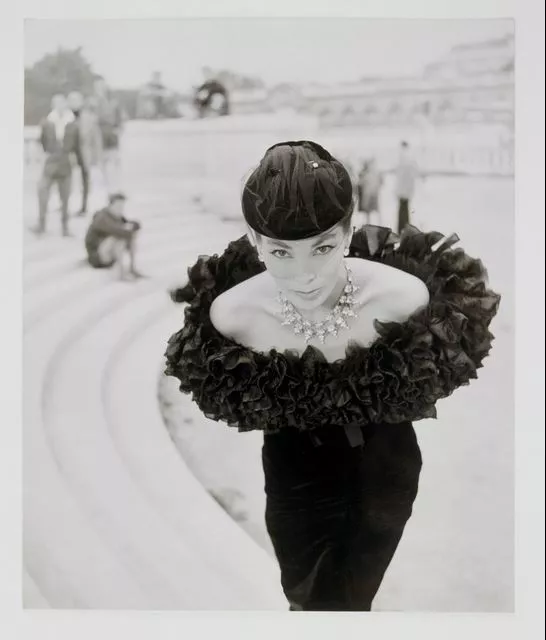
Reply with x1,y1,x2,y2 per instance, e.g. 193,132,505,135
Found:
85,192,145,281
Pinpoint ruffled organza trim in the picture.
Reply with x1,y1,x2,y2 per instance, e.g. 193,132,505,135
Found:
165,225,500,433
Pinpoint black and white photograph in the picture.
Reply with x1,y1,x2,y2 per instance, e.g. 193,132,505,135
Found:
0,1,538,633
20,16,518,614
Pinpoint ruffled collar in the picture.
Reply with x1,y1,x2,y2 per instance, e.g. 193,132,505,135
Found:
165,225,500,433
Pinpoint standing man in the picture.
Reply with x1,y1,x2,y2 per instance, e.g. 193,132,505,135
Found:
68,91,103,216
394,141,420,233
34,94,78,237
148,71,168,118
93,75,125,193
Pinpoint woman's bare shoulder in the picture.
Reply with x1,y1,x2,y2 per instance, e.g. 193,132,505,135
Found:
348,257,430,321
209,272,271,339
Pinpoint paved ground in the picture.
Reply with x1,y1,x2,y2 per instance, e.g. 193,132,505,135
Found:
23,121,514,611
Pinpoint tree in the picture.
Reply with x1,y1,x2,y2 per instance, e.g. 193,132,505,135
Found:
24,47,96,125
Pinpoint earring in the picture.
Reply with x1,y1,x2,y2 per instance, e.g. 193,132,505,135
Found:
344,247,350,257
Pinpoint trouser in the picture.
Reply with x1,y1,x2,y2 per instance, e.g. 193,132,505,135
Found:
397,198,410,233
101,147,121,193
37,170,72,234
262,421,422,611
76,155,90,212
88,233,137,271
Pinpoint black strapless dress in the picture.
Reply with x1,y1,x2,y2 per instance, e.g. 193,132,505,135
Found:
262,421,422,610
164,225,500,611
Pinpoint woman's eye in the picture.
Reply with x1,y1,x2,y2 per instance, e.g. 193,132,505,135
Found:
271,249,290,258
314,245,336,255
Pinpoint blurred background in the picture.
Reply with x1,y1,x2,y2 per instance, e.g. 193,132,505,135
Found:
23,18,514,612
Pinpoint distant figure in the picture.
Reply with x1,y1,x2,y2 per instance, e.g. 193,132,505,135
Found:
357,158,384,226
194,68,229,117
394,141,420,233
84,193,144,281
93,75,125,192
68,91,103,216
34,94,78,237
137,71,172,119
148,71,171,118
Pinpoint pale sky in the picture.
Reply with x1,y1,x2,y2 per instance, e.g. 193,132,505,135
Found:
24,18,513,92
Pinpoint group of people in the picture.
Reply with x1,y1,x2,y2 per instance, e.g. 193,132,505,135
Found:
32,75,124,237
31,75,144,281
352,141,422,234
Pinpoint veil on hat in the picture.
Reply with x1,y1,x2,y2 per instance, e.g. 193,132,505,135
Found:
241,140,355,241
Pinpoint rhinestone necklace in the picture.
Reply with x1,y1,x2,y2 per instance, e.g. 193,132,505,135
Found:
277,265,359,344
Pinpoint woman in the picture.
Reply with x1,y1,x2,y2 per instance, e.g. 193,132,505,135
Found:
358,157,383,225
165,140,500,611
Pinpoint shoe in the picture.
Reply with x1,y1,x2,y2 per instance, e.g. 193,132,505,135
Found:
76,209,87,217
29,226,45,236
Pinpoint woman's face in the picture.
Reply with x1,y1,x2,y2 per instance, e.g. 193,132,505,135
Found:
255,221,352,311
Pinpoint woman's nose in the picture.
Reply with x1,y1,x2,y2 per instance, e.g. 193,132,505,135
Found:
292,267,316,285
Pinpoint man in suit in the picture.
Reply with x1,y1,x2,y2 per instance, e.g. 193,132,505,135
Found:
34,94,79,236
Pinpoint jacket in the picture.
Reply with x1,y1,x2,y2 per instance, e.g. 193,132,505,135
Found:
39,116,79,178
85,207,140,260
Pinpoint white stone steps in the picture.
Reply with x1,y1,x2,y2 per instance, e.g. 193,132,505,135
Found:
21,201,204,252
103,303,284,608
23,232,217,330
24,280,181,609
24,208,284,608
23,212,240,329
31,279,280,608
40,288,234,608
23,234,76,261
22,213,218,289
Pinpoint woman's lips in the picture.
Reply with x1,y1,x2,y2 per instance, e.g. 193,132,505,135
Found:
293,287,322,299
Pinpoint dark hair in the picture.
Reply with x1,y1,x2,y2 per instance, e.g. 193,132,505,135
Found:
109,192,127,204
241,140,354,241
